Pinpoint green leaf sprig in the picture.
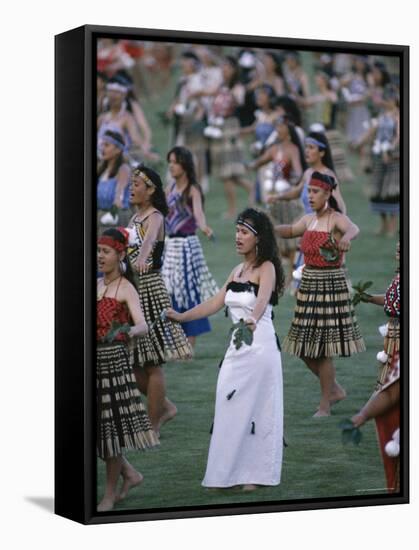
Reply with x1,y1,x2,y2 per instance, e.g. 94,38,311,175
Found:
352,280,373,306
319,234,340,263
338,418,363,446
102,321,131,343
109,204,119,217
229,319,254,350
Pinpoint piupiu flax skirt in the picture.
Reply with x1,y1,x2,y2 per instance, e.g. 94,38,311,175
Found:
283,266,366,358
131,271,193,368
377,317,400,390
97,342,159,459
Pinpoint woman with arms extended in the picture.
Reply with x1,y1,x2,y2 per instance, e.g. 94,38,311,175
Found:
126,165,192,436
96,227,158,512
167,208,285,491
276,171,365,417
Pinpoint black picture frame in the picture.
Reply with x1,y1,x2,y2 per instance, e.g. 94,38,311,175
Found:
55,24,409,525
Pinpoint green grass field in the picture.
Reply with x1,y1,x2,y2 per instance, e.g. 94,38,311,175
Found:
97,51,399,511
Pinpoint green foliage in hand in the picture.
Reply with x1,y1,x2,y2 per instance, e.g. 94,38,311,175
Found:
338,418,363,446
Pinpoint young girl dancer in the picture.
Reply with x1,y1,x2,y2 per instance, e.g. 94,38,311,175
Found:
97,227,158,512
276,171,365,416
162,146,218,348
126,165,192,435
167,208,285,491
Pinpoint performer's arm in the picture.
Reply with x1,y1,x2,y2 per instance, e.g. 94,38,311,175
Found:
166,268,236,322
123,280,149,337
244,262,276,330
275,214,309,239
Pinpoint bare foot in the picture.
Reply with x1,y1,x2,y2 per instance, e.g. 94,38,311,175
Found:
159,402,177,430
242,484,258,492
313,409,330,418
116,471,144,502
97,495,116,512
329,388,347,407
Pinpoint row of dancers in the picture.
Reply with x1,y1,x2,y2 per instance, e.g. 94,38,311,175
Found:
96,150,400,511
97,47,400,243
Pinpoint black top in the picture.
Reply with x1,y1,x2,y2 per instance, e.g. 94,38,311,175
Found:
152,240,165,270
226,280,278,306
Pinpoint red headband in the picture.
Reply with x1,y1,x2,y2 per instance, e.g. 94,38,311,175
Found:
98,227,129,252
309,178,332,191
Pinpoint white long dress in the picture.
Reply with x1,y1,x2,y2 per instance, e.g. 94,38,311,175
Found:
202,281,283,488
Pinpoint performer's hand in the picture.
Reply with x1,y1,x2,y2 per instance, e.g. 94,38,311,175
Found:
351,412,367,428
202,225,214,239
129,320,149,338
244,318,257,332
338,237,351,252
166,308,183,323
136,258,150,275
266,193,280,204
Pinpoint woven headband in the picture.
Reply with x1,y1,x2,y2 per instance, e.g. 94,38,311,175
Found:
132,169,155,188
236,218,258,235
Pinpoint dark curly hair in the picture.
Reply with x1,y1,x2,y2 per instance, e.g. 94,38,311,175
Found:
236,208,285,299
132,164,169,216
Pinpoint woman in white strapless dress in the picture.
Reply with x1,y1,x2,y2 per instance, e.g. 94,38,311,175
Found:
167,208,285,491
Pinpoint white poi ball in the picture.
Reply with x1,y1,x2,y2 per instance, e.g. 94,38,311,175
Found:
292,264,305,281
376,350,388,364
174,104,186,116
273,179,291,193
378,323,389,337
126,226,137,246
385,440,400,457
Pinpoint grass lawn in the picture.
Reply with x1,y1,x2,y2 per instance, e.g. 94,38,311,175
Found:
97,50,399,512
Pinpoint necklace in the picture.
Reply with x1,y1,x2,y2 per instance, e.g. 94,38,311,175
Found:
97,275,121,301
311,204,330,229
238,262,254,279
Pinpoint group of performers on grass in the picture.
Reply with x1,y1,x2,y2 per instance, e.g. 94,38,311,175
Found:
96,144,400,512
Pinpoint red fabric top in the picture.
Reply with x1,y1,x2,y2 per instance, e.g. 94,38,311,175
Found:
97,297,130,342
274,158,291,181
384,273,400,318
301,230,343,268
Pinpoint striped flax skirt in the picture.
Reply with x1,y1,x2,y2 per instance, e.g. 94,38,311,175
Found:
132,271,193,367
377,317,400,390
283,266,366,358
97,342,159,460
